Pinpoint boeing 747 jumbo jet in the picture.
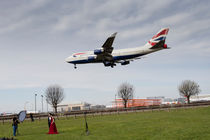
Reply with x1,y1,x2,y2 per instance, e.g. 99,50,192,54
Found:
66,28,169,69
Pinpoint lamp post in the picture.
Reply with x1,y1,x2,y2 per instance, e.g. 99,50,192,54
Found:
46,99,48,113
115,94,117,109
41,95,43,113
35,94,37,113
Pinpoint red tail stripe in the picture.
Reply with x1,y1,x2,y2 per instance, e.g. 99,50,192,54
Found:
152,29,169,39
148,41,157,46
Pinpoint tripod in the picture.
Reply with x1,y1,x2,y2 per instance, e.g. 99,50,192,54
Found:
84,112,89,135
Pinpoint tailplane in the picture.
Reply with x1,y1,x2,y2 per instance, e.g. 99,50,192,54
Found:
147,28,169,49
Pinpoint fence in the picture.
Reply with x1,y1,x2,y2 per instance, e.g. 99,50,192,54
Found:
1,101,210,124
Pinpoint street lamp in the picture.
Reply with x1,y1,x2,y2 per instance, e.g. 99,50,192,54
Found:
46,99,48,113
41,95,43,113
35,94,37,113
115,94,117,109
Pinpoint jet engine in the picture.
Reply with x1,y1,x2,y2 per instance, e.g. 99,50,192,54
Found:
94,48,104,55
121,61,130,65
103,61,112,66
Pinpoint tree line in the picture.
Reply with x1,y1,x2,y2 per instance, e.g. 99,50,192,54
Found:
45,80,201,113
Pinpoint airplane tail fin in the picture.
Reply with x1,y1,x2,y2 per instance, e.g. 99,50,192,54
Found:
146,28,169,49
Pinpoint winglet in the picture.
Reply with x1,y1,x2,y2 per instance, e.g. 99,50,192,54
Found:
110,32,117,38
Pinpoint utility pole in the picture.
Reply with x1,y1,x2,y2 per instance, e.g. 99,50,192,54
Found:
35,94,37,113
46,99,48,112
115,94,117,109
84,112,89,135
41,95,43,112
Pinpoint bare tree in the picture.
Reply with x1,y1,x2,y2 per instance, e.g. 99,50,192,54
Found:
117,82,134,108
178,80,201,104
45,84,65,113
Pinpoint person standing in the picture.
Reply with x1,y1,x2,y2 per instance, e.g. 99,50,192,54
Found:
48,114,58,134
12,117,19,136
48,113,51,128
30,113,34,122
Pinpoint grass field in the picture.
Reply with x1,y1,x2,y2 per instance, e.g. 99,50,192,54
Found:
1,107,210,140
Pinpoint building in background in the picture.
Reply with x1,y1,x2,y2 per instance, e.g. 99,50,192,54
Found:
57,102,91,112
190,94,210,102
177,98,186,104
113,99,161,108
161,98,177,105
147,96,184,105
57,102,107,112
113,96,189,108
91,105,106,110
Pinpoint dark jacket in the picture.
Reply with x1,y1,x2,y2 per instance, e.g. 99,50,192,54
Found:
12,118,19,127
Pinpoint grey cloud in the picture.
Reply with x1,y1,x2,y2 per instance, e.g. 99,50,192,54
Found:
0,0,51,33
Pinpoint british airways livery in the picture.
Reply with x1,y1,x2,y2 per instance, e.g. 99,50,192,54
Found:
66,28,169,69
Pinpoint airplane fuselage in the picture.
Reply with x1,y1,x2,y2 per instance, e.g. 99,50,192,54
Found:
66,46,161,64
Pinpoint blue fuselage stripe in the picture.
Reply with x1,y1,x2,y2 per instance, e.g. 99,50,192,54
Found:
68,53,145,64
113,54,143,60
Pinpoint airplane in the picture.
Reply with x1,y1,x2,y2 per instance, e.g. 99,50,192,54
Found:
65,28,169,69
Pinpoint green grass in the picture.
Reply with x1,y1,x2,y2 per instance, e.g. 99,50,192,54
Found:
1,107,210,140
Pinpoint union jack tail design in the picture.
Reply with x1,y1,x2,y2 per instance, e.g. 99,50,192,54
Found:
148,28,169,47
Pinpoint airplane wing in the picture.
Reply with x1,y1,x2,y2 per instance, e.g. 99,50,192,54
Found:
95,32,117,62
101,32,117,54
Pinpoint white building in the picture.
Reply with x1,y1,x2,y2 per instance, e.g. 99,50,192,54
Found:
147,96,176,105
190,94,210,102
57,102,91,112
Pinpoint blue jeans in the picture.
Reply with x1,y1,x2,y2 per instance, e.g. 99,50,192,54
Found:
13,126,17,136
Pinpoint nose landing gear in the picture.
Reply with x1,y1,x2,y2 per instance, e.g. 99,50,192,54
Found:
74,64,77,69
111,63,116,68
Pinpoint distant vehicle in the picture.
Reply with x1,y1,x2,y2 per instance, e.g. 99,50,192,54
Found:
66,28,169,69
0,112,13,116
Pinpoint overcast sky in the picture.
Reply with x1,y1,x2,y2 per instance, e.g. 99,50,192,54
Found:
0,0,210,113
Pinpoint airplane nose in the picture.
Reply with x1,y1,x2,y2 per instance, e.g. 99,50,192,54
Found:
65,56,73,63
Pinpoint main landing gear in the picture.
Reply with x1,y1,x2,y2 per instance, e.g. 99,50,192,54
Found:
111,63,116,68
103,61,116,68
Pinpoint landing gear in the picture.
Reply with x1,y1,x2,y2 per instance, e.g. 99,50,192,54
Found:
103,61,116,68
111,63,116,68
74,64,77,69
